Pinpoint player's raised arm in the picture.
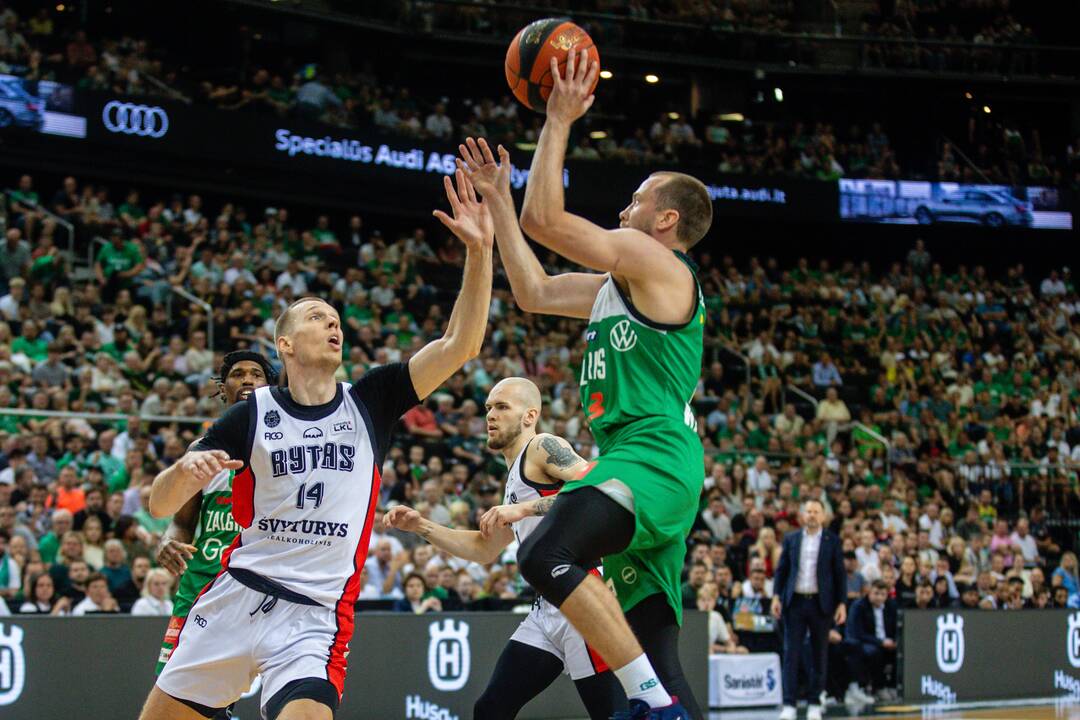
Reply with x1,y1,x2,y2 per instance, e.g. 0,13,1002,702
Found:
459,138,604,319
517,50,685,286
148,403,247,518
408,170,493,401
385,505,512,564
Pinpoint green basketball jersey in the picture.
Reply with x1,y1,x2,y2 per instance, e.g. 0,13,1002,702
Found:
579,252,705,451
183,469,241,582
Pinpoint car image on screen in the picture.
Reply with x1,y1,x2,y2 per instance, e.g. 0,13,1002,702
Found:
0,75,46,131
913,189,1033,227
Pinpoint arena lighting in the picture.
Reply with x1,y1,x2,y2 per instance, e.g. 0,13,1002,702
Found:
774,87,784,102
514,141,537,151
719,113,745,122
55,3,64,10
599,70,613,79
667,112,680,120
983,105,992,114
645,74,660,84
964,91,973,99
589,131,607,139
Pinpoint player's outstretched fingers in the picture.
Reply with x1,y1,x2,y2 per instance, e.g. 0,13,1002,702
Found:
497,144,510,165
442,174,463,215
452,169,470,206
478,137,497,166
463,173,478,205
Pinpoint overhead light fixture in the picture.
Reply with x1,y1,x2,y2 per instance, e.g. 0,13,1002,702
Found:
983,105,991,114
56,3,65,10
964,91,973,99
645,74,659,84
599,70,613,79
667,112,680,120
589,131,607,140
719,113,745,122
774,88,784,102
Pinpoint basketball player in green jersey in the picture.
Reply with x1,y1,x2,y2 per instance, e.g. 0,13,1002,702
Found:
459,50,710,720
154,352,274,699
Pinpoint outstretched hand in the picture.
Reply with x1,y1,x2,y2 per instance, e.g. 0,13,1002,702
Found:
457,137,512,200
546,48,599,124
432,169,494,252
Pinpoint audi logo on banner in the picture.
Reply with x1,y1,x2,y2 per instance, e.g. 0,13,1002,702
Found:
101,101,169,138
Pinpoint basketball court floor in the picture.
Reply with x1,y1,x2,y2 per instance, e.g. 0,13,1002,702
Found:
695,701,1080,720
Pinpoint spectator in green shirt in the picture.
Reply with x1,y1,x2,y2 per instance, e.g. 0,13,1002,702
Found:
10,320,48,363
9,174,42,239
117,189,146,230
94,228,145,302
37,509,74,566
101,325,134,363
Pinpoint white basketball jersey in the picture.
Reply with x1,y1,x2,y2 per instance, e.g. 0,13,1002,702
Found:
504,438,562,546
224,383,379,608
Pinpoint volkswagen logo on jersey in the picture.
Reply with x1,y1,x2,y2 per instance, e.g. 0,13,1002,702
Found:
102,101,169,138
0,623,26,706
609,320,638,352
264,410,281,428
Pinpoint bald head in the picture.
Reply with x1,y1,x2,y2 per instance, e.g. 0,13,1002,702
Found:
490,377,542,412
485,377,542,452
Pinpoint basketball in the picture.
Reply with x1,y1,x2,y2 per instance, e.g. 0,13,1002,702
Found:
505,17,600,113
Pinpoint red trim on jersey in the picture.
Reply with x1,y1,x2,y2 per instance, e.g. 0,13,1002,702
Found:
219,533,242,570
325,463,381,697
231,466,255,528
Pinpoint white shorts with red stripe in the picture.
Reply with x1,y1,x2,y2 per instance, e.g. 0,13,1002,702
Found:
156,572,351,714
510,597,608,681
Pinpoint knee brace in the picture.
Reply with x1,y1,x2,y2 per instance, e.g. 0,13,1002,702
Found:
517,524,592,608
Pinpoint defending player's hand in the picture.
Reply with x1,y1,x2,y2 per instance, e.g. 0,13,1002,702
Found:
383,505,423,534
157,538,198,576
479,504,530,538
546,48,598,124
457,137,511,199
178,450,243,487
432,169,494,252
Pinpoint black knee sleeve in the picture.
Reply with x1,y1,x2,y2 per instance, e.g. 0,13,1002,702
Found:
517,488,635,608
517,520,591,607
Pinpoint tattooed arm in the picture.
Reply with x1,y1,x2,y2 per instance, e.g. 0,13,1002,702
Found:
479,434,590,536
529,433,590,483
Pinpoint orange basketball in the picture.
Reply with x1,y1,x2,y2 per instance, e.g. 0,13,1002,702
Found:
505,18,600,113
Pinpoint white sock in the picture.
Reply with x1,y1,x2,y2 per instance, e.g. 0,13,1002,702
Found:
613,653,672,708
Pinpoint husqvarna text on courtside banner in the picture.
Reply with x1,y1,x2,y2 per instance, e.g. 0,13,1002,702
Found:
902,609,1080,703
0,612,707,720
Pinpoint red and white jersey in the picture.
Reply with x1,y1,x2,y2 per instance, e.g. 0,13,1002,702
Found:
504,438,562,547
194,364,418,609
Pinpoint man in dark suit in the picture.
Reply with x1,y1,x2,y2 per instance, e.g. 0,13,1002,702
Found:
771,499,846,720
844,579,899,703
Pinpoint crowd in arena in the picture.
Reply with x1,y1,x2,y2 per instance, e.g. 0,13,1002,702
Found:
1,1,1073,188
0,165,1078,700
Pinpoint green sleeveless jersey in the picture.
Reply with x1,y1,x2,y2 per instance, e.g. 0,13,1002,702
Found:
579,252,705,451
183,469,241,582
